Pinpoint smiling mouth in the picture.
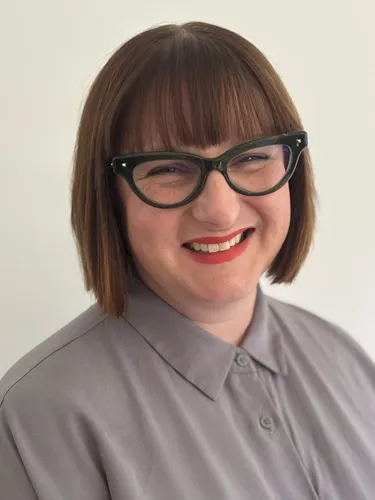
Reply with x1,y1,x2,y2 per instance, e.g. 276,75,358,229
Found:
183,228,255,254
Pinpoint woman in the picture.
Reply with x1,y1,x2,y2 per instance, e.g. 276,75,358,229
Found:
1,22,374,500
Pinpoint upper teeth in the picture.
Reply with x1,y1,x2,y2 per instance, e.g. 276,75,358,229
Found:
189,232,244,253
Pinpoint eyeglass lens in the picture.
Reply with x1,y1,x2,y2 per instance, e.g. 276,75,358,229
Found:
132,144,292,205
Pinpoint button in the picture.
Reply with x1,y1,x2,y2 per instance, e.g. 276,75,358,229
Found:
259,414,275,433
236,352,250,367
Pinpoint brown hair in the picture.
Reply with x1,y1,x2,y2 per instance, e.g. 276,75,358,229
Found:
71,22,316,316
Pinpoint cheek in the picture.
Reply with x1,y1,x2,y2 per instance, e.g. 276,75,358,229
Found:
126,196,156,246
122,186,179,254
249,185,291,236
116,182,149,251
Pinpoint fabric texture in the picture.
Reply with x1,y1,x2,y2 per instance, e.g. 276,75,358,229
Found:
1,277,375,499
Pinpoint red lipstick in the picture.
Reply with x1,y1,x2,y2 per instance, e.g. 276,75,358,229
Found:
183,227,249,245
183,228,255,265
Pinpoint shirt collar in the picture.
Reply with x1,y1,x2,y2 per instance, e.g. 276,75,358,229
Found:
241,284,288,377
124,277,287,401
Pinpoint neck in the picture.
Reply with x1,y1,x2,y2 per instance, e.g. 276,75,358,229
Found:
189,293,257,345
136,269,257,346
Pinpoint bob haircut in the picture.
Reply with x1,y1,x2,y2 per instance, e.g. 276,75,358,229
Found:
71,22,316,317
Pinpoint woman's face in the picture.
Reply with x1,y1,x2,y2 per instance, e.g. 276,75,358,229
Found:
116,141,291,307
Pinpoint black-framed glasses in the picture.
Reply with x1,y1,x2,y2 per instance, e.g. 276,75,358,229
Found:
111,131,307,209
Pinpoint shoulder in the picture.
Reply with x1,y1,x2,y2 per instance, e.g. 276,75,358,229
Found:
267,293,375,383
0,303,138,412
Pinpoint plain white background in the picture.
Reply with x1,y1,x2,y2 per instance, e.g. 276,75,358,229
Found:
1,1,374,377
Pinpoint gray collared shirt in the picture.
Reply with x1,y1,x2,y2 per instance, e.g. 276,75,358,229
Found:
1,278,375,499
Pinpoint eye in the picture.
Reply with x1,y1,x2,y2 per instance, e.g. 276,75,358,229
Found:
147,165,181,176
142,161,199,178
237,154,268,163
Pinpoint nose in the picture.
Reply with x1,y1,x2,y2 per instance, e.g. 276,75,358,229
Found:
190,171,241,228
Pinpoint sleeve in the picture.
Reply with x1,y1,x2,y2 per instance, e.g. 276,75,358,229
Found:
0,405,38,499
0,388,111,500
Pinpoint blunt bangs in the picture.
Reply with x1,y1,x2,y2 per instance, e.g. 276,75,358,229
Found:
119,29,291,153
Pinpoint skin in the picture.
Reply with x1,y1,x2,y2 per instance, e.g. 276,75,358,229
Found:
116,141,291,345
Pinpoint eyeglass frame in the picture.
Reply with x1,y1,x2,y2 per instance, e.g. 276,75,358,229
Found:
111,130,308,209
